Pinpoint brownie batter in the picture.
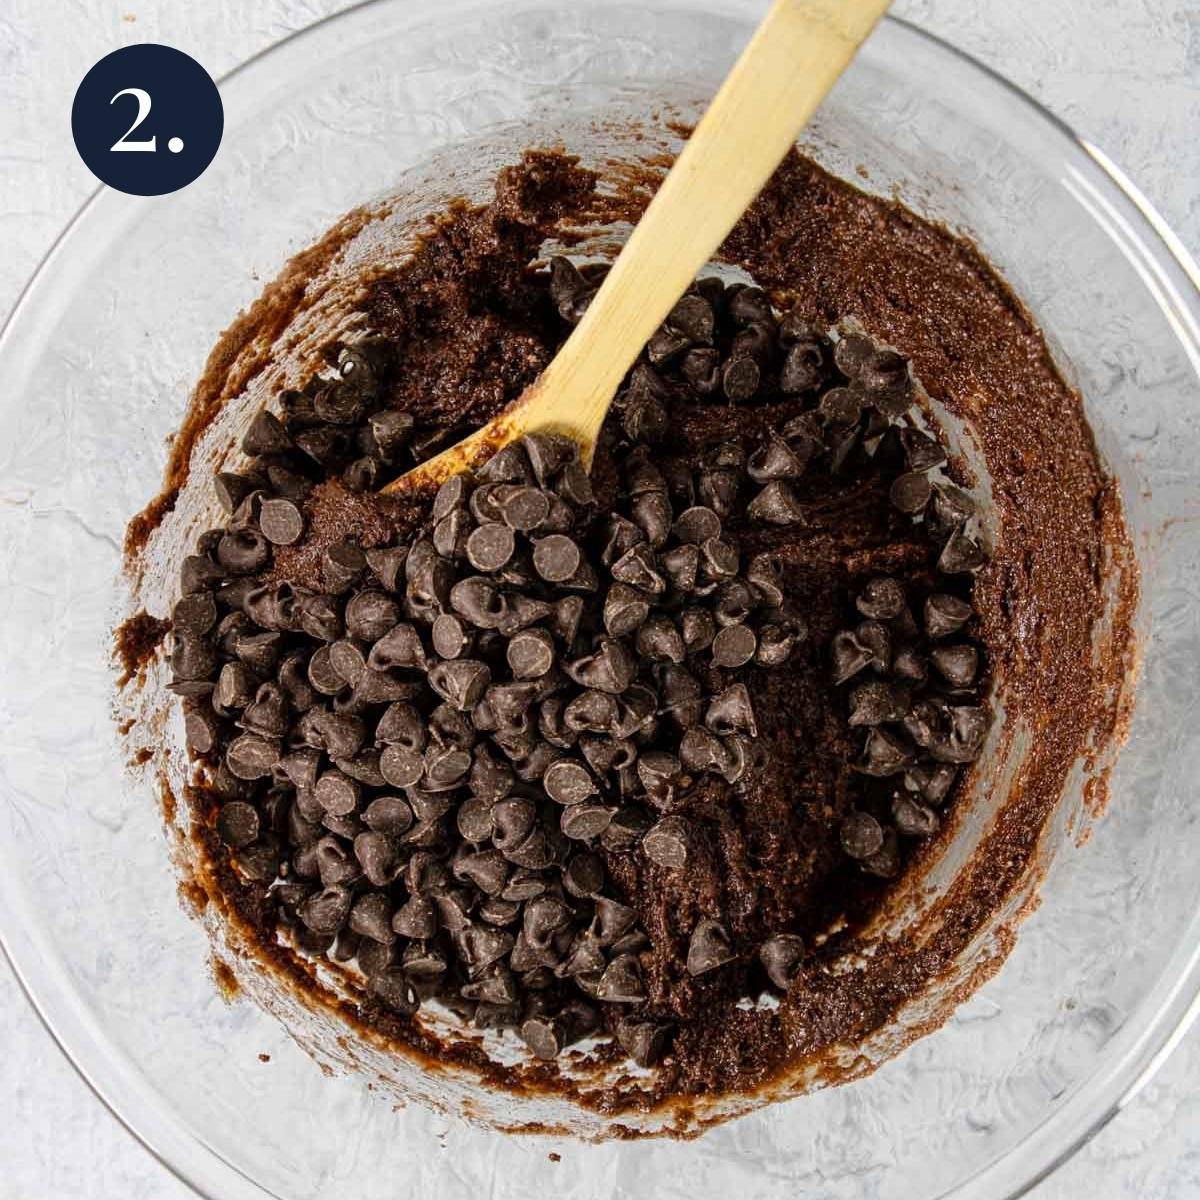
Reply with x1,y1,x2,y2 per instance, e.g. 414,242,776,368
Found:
125,147,1137,1124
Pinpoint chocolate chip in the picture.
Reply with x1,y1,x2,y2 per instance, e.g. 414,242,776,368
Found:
591,897,637,947
312,840,357,888
425,613,467,661
566,639,635,694
686,919,734,976
596,954,646,1003
667,293,715,342
353,832,397,888
520,1014,567,1060
521,431,576,484
450,576,507,629
349,892,395,944
636,751,680,803
856,620,892,671
705,683,757,737
892,643,929,685
630,491,672,547
214,661,255,712
217,528,271,575
364,545,408,593
369,410,415,458
560,803,613,841
216,800,260,849
431,507,470,561
938,524,986,575
173,593,217,641
930,705,989,763
299,884,352,936
890,471,932,515
462,523,514,574
623,394,669,444
680,608,716,653
496,485,551,532
498,593,554,636
727,285,773,326
901,428,946,472
931,644,979,687
747,480,806,526
856,577,905,622
424,745,472,789
611,543,665,595
455,848,509,896
933,482,977,527
840,810,883,859
925,593,972,639
479,444,535,487
240,681,290,738
392,895,439,941
368,967,419,1015
234,630,284,674
636,614,685,664
680,346,721,393
596,586,646,643
748,436,805,483
675,727,721,775
564,690,620,735
847,679,909,726
313,768,359,816
711,624,756,669
857,727,914,776
507,628,556,679
697,469,740,519
378,745,423,789
719,356,758,401
860,348,908,394
214,471,257,516
242,410,291,456
819,386,864,425
699,537,738,583
755,623,797,667
556,460,594,507
563,852,605,898
328,638,369,686
908,762,958,805
543,759,597,806
642,815,692,868
862,828,901,878
780,338,825,394
521,896,571,950
345,590,400,642
258,497,305,546
616,1020,672,1067
714,579,757,627
893,793,940,837
528,533,580,584
659,544,700,594
323,541,366,594
759,933,805,989
226,734,279,780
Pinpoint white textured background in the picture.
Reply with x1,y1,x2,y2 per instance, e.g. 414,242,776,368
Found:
1,1,1197,1196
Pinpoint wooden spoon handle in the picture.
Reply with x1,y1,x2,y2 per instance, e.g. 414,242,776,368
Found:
539,0,891,465
383,0,889,493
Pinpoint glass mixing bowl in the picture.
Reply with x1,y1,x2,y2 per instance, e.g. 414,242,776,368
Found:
2,1,1199,1196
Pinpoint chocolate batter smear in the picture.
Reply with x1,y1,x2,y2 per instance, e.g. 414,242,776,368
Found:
131,147,1136,1121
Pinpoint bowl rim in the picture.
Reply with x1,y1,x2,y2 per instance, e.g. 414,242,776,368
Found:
2,3,1199,1199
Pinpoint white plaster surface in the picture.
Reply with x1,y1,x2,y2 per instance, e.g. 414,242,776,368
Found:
0,1,1197,1197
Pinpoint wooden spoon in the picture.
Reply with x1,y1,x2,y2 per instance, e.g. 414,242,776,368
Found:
382,0,890,496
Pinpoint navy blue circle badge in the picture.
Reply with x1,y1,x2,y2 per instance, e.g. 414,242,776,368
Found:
71,44,223,196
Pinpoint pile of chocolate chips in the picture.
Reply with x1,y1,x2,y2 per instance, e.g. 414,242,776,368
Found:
168,261,991,1066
